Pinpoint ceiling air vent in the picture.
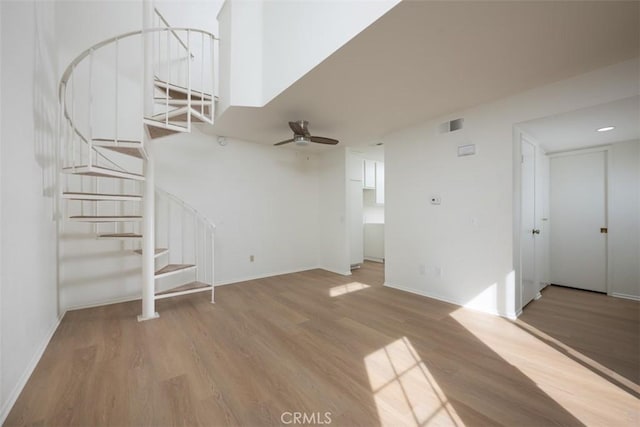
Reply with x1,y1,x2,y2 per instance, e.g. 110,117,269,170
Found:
439,118,464,133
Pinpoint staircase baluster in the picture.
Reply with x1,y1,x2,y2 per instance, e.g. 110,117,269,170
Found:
200,32,204,117
181,207,185,264
194,213,198,280
167,198,171,262
93,176,98,235
114,39,119,145
210,35,215,122
88,48,94,168
71,66,76,170
187,29,191,132
166,29,170,127
210,228,215,302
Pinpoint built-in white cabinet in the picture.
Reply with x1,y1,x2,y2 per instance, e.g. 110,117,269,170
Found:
362,160,384,204
363,160,376,189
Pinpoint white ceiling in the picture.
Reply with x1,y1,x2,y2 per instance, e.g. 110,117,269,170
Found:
207,0,639,149
519,96,640,153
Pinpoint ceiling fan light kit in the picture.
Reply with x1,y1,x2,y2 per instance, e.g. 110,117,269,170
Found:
294,135,310,145
274,120,339,146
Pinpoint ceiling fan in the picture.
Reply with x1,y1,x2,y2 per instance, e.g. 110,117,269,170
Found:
274,120,339,146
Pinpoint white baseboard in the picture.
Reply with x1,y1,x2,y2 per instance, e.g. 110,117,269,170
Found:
383,282,517,319
64,294,141,311
364,257,384,263
611,292,640,301
319,267,352,276
0,314,64,424
213,265,327,287
64,265,345,309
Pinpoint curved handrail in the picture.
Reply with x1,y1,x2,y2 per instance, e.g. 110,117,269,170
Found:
155,187,216,232
58,26,217,100
58,26,218,172
155,186,216,288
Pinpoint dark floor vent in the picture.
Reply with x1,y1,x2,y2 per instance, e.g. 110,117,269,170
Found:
440,118,464,133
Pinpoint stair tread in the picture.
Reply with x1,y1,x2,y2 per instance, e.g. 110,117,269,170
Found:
144,122,183,139
98,233,142,238
62,165,144,180
151,106,211,123
134,248,169,255
91,140,145,159
71,215,142,218
154,79,212,100
155,281,211,296
63,192,141,198
150,108,183,120
154,97,209,106
96,146,145,159
93,138,142,143
155,263,196,276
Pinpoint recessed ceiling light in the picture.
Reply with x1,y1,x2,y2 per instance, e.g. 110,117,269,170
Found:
596,126,615,132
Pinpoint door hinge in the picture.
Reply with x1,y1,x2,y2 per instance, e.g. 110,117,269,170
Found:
600,227,608,234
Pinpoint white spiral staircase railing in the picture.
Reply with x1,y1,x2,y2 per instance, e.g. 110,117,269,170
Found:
58,18,217,318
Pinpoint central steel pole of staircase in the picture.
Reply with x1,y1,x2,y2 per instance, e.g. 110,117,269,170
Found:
139,0,159,321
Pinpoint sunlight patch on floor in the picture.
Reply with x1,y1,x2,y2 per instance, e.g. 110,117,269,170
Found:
450,308,639,425
364,337,463,426
330,282,370,297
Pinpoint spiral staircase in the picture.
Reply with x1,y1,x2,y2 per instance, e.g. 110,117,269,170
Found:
58,12,217,320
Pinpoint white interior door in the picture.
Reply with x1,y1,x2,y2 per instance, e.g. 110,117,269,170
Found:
521,139,538,306
550,150,607,292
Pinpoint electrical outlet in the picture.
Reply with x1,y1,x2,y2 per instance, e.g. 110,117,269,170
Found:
435,266,443,278
250,255,254,262
419,263,426,275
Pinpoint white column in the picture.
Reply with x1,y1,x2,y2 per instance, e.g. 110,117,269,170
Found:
139,146,158,321
138,0,159,321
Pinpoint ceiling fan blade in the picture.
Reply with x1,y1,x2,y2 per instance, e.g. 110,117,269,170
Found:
310,136,339,145
274,138,294,146
289,121,310,137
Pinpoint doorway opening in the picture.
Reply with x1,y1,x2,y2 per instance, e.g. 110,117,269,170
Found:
514,96,640,314
348,144,385,271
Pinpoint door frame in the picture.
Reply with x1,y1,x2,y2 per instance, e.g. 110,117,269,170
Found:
513,128,545,316
547,145,613,296
520,136,541,307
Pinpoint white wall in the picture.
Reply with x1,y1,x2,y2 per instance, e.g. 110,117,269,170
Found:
217,0,399,112
55,1,142,78
610,140,640,299
58,173,145,309
56,1,146,142
363,189,384,224
154,131,321,285
383,59,639,318
217,0,263,110
260,0,400,105
318,147,350,275
1,1,60,422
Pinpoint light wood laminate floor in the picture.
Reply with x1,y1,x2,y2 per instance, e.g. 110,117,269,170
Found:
5,262,639,426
